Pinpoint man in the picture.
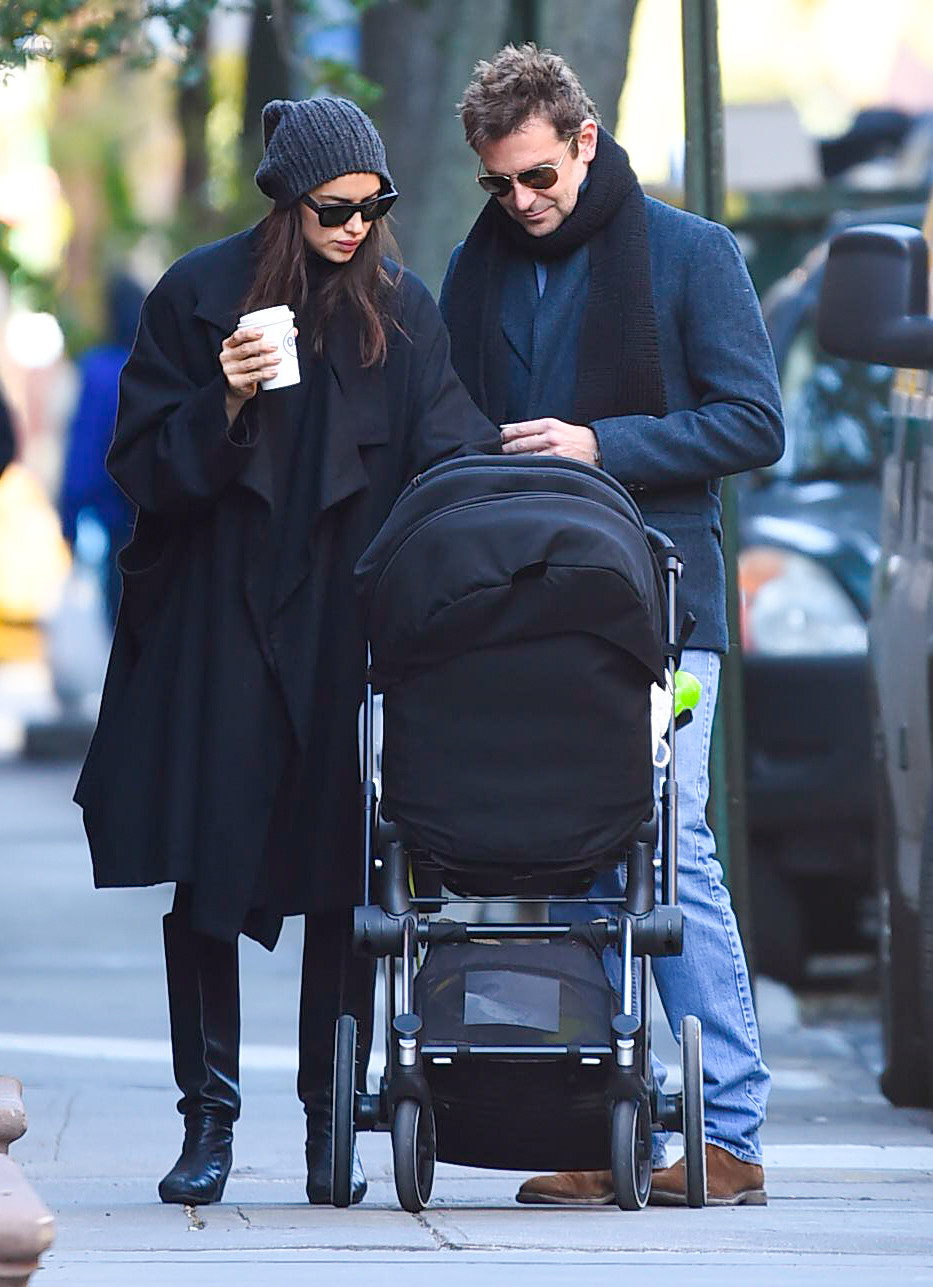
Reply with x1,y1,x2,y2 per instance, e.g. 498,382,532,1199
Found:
440,43,783,1207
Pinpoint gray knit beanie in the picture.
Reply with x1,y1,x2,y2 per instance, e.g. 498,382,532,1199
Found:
255,97,393,209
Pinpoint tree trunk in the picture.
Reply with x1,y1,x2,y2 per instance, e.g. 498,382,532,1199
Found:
538,0,639,133
177,24,211,210
361,0,513,293
361,0,639,293
242,0,297,181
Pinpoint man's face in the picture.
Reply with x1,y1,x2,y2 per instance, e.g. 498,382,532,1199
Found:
476,115,598,237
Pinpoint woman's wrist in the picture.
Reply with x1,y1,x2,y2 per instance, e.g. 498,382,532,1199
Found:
224,386,249,428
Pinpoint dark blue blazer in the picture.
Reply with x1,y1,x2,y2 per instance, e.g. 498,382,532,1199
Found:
441,196,785,651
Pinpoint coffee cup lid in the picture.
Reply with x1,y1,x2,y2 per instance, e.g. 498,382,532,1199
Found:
239,304,295,327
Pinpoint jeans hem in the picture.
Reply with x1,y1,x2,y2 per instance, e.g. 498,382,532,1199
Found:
705,1136,763,1167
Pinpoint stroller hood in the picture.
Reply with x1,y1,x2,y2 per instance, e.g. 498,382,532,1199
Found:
356,455,666,687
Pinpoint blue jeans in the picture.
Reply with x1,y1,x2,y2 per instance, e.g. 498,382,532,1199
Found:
560,649,771,1165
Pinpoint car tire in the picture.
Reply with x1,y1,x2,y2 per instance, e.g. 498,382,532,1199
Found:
876,765,931,1107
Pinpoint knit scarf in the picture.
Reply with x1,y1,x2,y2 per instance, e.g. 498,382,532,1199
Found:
444,126,667,428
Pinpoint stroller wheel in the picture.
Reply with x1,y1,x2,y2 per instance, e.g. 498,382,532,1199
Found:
681,1015,707,1207
331,1014,358,1208
392,1098,436,1213
611,1097,652,1210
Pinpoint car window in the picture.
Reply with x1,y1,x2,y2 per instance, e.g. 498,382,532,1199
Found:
766,322,894,481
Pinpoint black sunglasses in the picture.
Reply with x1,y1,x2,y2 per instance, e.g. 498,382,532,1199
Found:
300,189,398,227
476,136,576,197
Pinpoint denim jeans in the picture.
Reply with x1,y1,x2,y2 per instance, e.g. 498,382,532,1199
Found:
559,648,771,1165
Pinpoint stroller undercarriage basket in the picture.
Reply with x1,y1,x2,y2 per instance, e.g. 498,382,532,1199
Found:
415,936,621,1170
338,456,706,1212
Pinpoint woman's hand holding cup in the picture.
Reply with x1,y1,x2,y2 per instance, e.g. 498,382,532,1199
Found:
219,323,298,425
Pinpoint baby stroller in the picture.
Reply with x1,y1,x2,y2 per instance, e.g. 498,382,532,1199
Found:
339,455,706,1212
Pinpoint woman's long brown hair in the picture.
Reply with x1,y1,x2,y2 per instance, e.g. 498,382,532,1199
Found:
239,204,403,367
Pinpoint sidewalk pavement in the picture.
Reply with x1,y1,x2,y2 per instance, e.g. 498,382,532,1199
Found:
2,759,933,1285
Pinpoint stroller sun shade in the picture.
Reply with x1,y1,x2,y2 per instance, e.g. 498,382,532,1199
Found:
355,456,667,888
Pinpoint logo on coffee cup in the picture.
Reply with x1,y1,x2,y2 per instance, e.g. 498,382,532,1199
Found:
283,332,297,355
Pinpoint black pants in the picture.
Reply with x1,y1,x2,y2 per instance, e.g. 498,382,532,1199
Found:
170,886,375,1106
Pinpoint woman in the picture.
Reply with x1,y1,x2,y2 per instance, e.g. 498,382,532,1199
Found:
74,97,498,1207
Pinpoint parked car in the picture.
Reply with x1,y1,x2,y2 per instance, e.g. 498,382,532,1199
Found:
817,194,933,1107
739,237,899,981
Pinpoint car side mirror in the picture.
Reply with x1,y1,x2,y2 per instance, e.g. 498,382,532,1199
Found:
817,224,933,370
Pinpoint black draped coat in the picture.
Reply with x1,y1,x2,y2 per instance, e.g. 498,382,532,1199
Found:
74,224,497,943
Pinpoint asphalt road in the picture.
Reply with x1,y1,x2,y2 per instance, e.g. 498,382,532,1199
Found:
1,758,932,1286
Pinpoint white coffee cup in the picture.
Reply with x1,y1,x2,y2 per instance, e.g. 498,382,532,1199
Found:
238,304,299,390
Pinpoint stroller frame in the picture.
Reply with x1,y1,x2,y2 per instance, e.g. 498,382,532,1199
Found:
334,537,707,1212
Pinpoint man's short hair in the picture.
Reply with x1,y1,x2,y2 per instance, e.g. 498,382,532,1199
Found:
458,42,600,151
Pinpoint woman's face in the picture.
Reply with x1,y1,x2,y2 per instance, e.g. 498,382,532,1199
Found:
299,171,381,263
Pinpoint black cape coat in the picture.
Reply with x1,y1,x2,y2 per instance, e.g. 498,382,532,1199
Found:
74,224,498,944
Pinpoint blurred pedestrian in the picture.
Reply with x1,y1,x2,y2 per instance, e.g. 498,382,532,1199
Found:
74,96,497,1210
0,385,14,477
441,44,781,1207
59,274,144,626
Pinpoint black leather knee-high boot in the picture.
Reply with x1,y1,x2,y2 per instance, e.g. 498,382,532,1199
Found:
158,904,241,1205
299,911,375,1205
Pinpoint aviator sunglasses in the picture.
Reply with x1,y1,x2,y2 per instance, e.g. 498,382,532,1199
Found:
301,189,398,228
476,134,576,197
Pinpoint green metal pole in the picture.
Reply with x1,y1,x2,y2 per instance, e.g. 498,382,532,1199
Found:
681,0,754,968
682,0,724,222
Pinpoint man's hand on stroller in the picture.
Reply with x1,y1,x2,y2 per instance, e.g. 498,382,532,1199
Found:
500,417,600,467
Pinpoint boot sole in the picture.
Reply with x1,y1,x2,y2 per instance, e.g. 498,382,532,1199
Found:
515,1191,616,1206
158,1188,227,1205
648,1188,768,1207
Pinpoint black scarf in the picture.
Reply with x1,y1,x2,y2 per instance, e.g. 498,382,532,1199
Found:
444,126,667,427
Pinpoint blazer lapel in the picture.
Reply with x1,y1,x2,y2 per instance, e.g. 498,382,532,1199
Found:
500,258,538,371
527,247,589,421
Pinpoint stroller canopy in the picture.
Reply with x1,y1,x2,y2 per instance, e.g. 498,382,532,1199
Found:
354,456,669,888
356,455,666,689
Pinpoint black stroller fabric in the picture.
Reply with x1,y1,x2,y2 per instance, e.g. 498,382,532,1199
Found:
355,456,666,890
414,939,622,1169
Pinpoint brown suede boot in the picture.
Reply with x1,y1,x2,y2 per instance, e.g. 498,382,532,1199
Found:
649,1142,767,1206
515,1171,614,1206
515,1145,767,1207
